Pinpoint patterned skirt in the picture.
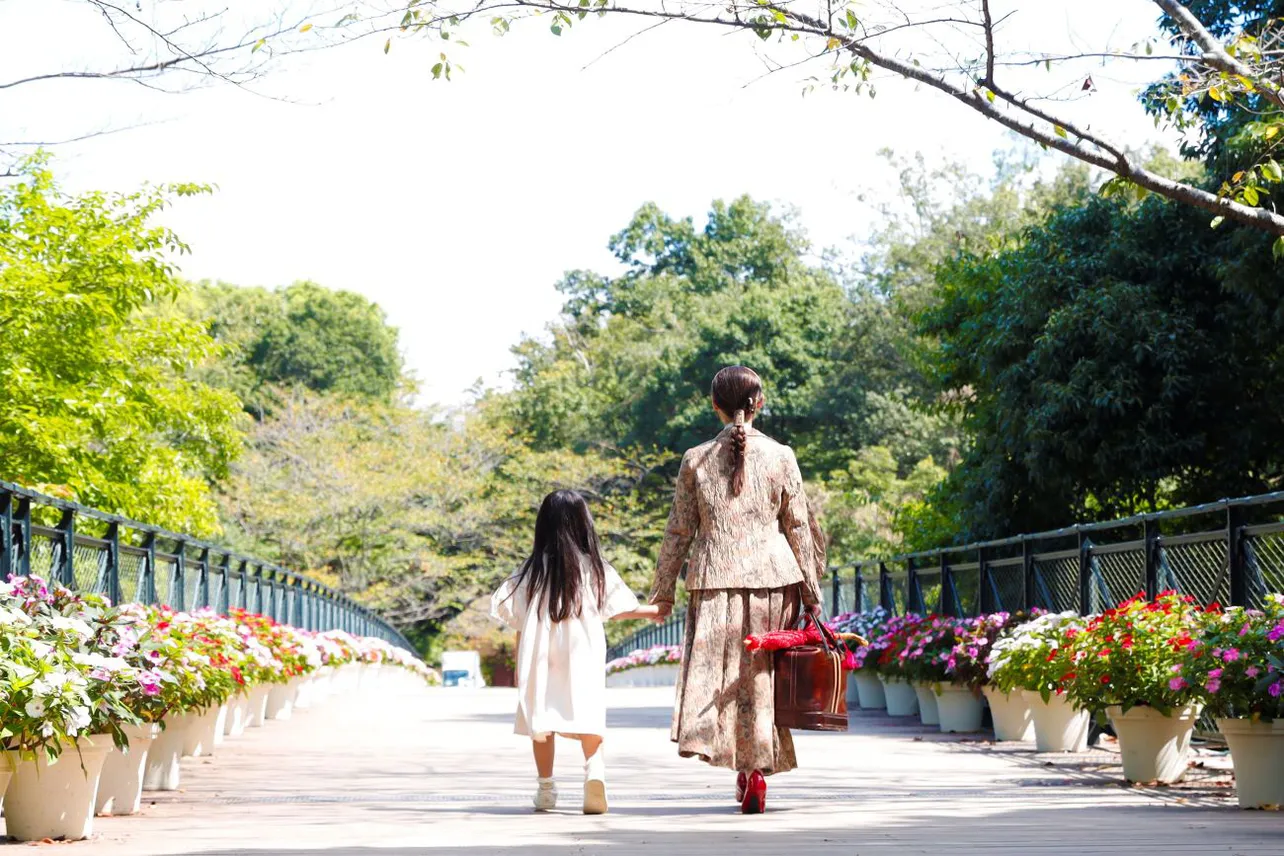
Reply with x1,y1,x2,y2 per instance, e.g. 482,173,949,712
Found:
671,585,802,775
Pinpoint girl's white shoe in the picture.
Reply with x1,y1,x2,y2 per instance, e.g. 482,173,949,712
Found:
583,752,607,815
533,777,558,812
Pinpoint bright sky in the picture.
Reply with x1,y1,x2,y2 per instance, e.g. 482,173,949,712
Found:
4,0,1174,405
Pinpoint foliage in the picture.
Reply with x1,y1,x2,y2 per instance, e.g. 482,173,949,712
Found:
218,390,673,643
921,190,1284,541
1063,591,1208,714
0,156,245,535
1179,595,1284,720
852,613,924,677
179,280,404,417
986,611,1087,700
944,612,1016,690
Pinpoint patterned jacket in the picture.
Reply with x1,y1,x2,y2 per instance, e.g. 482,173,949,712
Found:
648,425,822,606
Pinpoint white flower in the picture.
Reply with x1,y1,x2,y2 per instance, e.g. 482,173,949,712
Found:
23,699,46,719
63,706,91,733
49,615,93,638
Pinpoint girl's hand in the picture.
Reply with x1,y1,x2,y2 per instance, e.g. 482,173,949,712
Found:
653,602,673,623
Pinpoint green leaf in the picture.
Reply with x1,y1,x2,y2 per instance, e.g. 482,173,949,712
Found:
1264,160,1283,183
383,38,392,54
1054,125,1067,139
1210,216,1225,229
252,38,267,53
1244,185,1261,206
299,22,313,33
1273,236,1284,261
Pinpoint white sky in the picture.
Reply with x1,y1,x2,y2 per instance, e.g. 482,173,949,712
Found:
4,0,1175,405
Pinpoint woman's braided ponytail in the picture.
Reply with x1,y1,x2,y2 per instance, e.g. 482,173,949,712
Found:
711,366,763,496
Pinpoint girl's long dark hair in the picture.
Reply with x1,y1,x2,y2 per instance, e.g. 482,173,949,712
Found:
512,490,607,622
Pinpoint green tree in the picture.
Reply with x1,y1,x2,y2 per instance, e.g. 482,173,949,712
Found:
218,390,672,644
921,190,1284,542
0,156,244,535
181,280,404,416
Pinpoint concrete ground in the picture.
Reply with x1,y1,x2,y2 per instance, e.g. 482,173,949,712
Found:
51,679,1284,855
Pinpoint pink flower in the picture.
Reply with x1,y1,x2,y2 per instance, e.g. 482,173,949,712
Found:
1270,682,1284,698
1223,648,1241,663
1247,666,1261,678
1169,677,1188,691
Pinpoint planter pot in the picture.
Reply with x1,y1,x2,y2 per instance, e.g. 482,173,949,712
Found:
143,713,192,791
182,705,225,757
246,685,271,729
211,703,229,747
1023,690,1090,752
293,675,316,711
983,686,1034,742
853,670,887,710
96,723,160,816
913,682,941,726
223,693,249,738
936,683,986,733
265,682,297,721
880,676,919,717
1107,704,1201,784
3,734,112,841
845,671,860,708
1217,717,1284,808
605,663,680,688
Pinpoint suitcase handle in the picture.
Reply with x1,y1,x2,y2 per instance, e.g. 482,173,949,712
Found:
800,610,840,654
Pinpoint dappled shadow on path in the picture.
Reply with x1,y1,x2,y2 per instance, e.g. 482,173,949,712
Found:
157,800,1284,856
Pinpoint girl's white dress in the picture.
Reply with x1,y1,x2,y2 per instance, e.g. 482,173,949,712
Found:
491,562,638,740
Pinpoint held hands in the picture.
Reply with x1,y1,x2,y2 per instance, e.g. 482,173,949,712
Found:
614,603,672,624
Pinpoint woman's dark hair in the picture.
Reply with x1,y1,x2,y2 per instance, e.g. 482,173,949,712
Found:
711,365,764,495
511,490,607,622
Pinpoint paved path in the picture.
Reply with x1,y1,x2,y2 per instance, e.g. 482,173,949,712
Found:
61,680,1284,855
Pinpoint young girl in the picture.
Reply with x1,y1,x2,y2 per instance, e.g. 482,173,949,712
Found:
491,489,663,815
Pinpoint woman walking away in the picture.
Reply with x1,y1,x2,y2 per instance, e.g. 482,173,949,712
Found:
492,490,663,815
647,365,824,815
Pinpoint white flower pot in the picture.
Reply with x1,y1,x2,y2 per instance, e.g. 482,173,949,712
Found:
606,663,680,687
293,675,316,710
211,703,229,747
246,685,271,728
3,734,112,841
1217,717,1284,808
936,683,985,733
223,693,248,738
913,682,940,726
880,676,919,717
143,713,192,791
182,705,224,757
983,686,1034,742
1023,690,1090,752
853,670,887,710
844,670,860,707
96,723,160,816
1107,704,1201,784
266,682,298,721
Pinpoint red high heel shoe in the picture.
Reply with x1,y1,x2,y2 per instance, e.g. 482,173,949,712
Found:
740,770,766,814
735,772,747,803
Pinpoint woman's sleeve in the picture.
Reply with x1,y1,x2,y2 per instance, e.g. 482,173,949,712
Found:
648,450,699,605
490,577,524,631
780,448,822,607
603,564,641,618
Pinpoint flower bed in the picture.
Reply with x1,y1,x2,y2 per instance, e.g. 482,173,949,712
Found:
606,645,682,675
0,578,434,757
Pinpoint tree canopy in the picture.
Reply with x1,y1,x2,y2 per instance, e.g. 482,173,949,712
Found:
181,280,404,416
0,156,244,535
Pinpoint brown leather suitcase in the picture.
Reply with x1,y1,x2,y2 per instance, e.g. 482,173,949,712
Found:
773,613,848,732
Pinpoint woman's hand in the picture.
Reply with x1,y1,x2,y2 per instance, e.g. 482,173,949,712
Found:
653,601,673,623
803,602,823,618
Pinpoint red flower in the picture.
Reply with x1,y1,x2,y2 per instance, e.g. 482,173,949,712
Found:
1098,648,1112,657
1100,675,1111,684
230,666,245,685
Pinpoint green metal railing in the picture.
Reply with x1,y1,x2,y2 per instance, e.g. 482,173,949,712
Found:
609,489,1284,658
831,490,1284,619
0,480,415,651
